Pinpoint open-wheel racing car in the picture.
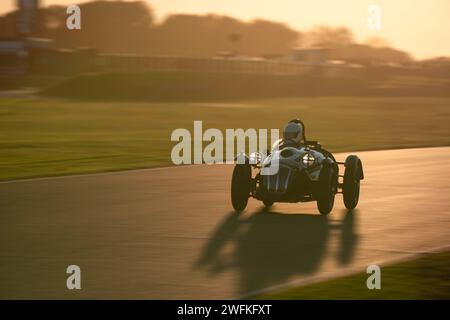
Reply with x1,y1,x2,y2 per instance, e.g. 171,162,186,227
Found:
231,119,364,214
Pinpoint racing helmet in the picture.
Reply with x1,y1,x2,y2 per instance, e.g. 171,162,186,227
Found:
283,121,303,144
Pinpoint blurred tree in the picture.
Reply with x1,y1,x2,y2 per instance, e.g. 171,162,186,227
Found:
32,0,155,54
364,36,390,48
0,0,417,65
304,26,354,48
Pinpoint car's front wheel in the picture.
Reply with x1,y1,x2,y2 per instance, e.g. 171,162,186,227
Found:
343,155,363,210
316,164,337,215
231,164,252,211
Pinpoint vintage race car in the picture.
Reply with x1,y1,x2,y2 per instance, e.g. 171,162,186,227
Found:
231,121,364,214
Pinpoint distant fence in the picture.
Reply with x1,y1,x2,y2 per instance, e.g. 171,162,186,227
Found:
95,55,319,75
28,48,364,77
26,48,439,79
94,55,367,78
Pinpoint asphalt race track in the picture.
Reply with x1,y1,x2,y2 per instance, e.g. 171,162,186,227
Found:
1,147,449,299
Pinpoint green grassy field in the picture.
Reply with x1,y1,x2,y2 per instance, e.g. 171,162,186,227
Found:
1,96,450,180
255,251,450,299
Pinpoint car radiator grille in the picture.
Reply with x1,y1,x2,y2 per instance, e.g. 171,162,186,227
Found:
264,166,292,194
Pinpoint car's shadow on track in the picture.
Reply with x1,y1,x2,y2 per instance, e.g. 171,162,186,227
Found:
195,208,358,295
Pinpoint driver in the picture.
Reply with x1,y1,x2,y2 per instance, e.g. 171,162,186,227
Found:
280,120,304,149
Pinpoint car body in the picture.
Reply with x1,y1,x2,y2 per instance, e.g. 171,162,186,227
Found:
231,131,364,215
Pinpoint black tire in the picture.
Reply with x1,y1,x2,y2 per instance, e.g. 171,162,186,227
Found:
231,164,252,211
343,155,362,210
316,164,336,215
262,199,274,207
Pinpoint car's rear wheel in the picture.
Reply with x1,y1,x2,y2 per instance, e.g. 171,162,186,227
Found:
316,164,336,215
231,164,252,211
343,155,362,210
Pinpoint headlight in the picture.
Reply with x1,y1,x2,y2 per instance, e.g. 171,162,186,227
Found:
302,153,315,166
249,152,262,164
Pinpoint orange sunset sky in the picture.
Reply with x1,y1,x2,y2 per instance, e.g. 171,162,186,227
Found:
1,0,449,59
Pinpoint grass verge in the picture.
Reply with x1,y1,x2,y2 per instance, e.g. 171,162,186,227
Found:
255,250,450,299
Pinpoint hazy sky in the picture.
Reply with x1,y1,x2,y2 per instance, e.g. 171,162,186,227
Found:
1,0,450,59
